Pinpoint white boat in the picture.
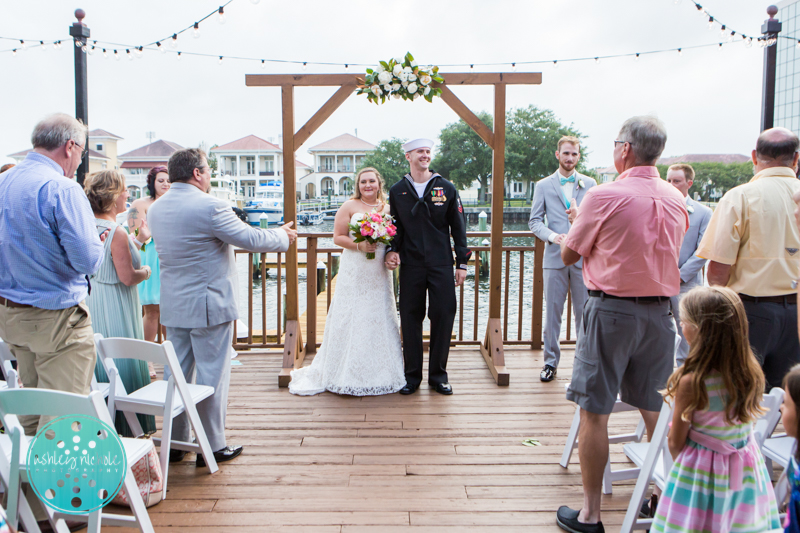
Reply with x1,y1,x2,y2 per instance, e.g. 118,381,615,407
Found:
244,180,284,226
210,177,239,206
297,210,324,226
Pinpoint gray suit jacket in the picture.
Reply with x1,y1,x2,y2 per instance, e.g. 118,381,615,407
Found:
148,182,290,329
529,171,597,269
679,197,713,286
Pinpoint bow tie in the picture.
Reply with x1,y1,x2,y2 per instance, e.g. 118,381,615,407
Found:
560,175,575,185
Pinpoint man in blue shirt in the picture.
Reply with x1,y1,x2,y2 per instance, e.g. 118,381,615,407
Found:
0,113,104,435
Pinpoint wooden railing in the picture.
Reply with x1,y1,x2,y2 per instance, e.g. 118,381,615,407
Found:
232,231,579,352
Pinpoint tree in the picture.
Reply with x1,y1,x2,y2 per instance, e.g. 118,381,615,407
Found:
357,138,408,189
656,162,753,201
505,106,587,198
433,112,494,202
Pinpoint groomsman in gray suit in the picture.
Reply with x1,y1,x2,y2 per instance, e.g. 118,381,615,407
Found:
666,163,712,365
149,148,296,466
529,136,596,382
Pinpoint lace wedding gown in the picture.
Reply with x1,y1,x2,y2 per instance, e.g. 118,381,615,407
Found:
288,213,406,396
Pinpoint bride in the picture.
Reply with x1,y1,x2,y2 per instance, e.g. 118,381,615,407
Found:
288,167,406,396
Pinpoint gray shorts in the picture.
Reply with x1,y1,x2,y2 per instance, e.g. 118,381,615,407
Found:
566,294,676,415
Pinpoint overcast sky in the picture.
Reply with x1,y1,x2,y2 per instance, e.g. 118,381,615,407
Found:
0,0,782,169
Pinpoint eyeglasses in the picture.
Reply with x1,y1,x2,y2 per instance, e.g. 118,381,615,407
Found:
614,140,634,147
72,139,88,158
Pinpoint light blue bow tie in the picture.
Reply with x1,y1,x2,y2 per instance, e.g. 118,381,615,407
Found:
560,175,575,185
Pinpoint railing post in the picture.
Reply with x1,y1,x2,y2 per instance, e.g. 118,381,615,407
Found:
531,238,544,350
305,237,318,355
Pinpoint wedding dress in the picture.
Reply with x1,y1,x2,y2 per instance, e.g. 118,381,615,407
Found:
288,213,406,396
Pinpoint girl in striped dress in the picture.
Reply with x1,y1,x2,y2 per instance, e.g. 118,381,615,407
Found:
652,286,780,533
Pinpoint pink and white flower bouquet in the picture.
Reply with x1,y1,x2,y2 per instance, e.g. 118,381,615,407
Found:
348,209,397,260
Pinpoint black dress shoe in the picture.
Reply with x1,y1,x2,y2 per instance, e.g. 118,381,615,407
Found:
556,506,604,533
430,382,453,395
399,383,418,395
540,364,557,382
197,444,243,467
169,449,187,463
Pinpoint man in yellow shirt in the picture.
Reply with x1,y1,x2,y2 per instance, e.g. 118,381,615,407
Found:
697,127,800,388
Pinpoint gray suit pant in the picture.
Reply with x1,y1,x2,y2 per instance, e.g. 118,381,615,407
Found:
165,321,233,451
669,281,698,367
543,264,588,368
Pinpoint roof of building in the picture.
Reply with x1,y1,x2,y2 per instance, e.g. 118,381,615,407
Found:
88,128,123,140
211,135,281,152
118,140,184,160
296,160,311,168
596,165,617,175
308,133,376,152
7,148,109,160
657,154,750,165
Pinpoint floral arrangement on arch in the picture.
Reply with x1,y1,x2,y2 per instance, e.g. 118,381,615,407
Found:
357,52,444,104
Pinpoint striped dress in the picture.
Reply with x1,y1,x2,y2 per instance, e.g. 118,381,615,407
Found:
652,373,780,533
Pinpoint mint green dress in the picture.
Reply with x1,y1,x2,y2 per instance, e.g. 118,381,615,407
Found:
86,219,156,437
137,237,161,305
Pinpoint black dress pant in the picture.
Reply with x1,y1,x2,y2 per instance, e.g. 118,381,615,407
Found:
743,299,800,389
399,264,456,388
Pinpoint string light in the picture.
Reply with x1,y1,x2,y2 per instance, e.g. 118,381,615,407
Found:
745,37,753,48
635,52,640,61
20,40,26,50
552,60,558,68
75,39,82,48
511,62,516,71
261,59,265,69
135,46,143,58
40,41,46,52
707,16,714,29
193,22,200,39
171,34,178,48
796,40,800,49
52,41,59,50
177,51,182,61
88,45,95,55
678,48,682,56
11,49,16,56
718,42,723,52
302,62,307,70
126,48,133,60
470,64,474,69
594,57,600,64
218,55,223,64
719,24,726,38
218,6,226,24
114,49,120,60
345,63,349,71
157,41,165,54
102,48,107,58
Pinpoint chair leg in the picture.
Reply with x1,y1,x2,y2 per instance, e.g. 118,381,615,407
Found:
560,406,581,468
602,458,613,495
122,468,154,533
634,418,646,442
160,409,174,500
122,411,145,438
87,508,102,533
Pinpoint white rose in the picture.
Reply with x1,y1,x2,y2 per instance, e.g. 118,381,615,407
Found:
401,80,409,88
408,73,417,82
403,66,412,74
424,86,431,96
393,93,401,99
383,84,392,92
413,93,419,100
408,82,418,93
392,64,403,76
371,84,381,95
420,74,432,85
398,71,408,82
394,57,404,64
375,64,385,73
410,60,418,67
378,71,393,84
392,83,401,91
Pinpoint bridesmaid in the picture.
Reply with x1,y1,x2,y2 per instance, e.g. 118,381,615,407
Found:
128,166,170,346
84,170,156,437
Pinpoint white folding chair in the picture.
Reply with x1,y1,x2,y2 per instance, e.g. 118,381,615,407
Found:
763,435,796,473
0,389,155,533
95,335,218,499
0,339,19,389
620,401,674,533
559,383,646,494
754,388,785,447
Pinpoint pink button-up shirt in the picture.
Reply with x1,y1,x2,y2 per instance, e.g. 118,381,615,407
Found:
564,166,688,297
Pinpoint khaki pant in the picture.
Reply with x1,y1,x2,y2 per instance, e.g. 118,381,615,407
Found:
0,301,96,435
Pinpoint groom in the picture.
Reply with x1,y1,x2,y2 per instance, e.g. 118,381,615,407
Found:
385,138,471,396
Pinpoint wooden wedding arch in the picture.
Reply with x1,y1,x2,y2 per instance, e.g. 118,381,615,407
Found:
245,71,542,387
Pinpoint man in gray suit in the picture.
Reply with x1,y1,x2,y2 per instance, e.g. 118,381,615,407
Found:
666,163,712,365
149,148,296,466
529,136,597,382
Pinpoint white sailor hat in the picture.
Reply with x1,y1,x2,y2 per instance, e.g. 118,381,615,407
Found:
402,138,434,153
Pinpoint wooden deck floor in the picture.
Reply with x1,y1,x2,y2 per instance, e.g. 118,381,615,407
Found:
112,346,645,532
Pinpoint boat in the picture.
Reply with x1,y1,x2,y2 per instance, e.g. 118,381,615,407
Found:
244,180,284,226
209,176,239,206
297,210,324,225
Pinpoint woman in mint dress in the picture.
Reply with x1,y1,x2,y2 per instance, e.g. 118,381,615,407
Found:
84,170,156,437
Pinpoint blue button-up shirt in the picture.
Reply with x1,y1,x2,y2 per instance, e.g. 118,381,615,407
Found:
0,152,104,309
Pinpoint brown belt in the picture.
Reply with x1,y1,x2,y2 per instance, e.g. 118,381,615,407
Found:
739,293,797,305
0,297,32,309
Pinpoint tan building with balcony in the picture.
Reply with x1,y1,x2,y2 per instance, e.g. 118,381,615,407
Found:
300,133,375,199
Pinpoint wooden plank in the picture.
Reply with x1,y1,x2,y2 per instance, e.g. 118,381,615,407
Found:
438,85,494,147
246,72,542,87
295,85,355,148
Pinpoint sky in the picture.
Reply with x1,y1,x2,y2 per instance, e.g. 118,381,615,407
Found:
0,0,783,170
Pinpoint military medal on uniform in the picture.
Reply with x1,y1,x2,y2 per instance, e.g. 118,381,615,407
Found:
431,187,446,205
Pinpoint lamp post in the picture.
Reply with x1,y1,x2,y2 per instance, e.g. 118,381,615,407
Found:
761,5,782,132
69,9,90,185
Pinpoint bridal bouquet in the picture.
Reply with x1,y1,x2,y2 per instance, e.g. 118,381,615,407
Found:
349,210,397,260
356,52,444,105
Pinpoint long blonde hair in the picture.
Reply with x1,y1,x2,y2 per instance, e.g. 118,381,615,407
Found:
352,167,387,204
662,286,765,424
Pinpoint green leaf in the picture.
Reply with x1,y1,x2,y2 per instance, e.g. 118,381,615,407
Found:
365,75,373,84
405,52,414,63
424,93,433,103
380,60,390,70
366,68,373,74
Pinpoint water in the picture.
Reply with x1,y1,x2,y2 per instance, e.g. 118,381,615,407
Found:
235,220,576,342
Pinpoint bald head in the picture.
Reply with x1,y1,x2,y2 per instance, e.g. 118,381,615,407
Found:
755,127,799,169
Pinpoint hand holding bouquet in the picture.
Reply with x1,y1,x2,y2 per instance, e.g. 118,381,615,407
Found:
349,209,397,260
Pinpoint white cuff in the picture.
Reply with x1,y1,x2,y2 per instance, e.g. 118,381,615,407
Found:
547,233,556,244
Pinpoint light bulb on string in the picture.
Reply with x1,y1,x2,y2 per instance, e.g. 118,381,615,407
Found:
40,41,47,52
126,49,133,60
218,7,226,24
82,45,88,54
696,4,705,16
157,42,165,54
707,17,714,29
745,37,753,48
102,48,107,58
345,64,349,71
219,56,223,65
718,43,724,52
177,51,182,61
594,57,600,64
678,48,682,56
171,34,178,48
114,49,120,60
719,24,726,37
11,49,16,56
75,39,82,48
53,41,59,50
88,46,95,55
796,40,800,49
302,62,307,70
261,59,266,69
511,62,517,71
193,23,201,39
635,52,640,61
728,30,735,42
470,64,474,70
20,40,26,50
552,60,558,68
135,46,143,58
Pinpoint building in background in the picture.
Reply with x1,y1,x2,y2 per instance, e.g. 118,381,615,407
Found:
776,0,800,133
300,133,375,199
118,140,184,199
88,129,123,171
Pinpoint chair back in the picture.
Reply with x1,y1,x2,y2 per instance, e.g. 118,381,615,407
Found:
754,387,785,447
0,389,111,423
95,336,173,366
0,339,18,387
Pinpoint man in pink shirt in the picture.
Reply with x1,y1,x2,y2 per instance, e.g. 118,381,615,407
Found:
555,116,688,533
